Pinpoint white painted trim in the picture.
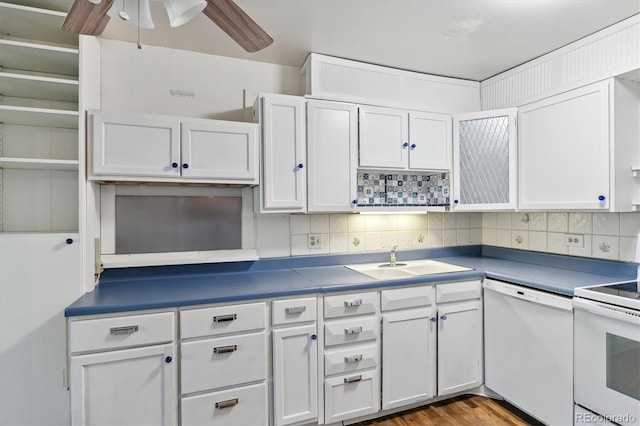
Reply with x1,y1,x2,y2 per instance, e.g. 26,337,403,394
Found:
101,250,259,268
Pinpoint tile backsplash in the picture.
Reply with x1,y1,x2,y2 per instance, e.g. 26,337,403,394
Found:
482,212,640,262
285,211,640,262
357,171,450,207
289,212,482,256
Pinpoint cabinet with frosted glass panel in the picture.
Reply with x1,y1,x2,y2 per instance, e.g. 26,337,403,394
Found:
451,109,517,211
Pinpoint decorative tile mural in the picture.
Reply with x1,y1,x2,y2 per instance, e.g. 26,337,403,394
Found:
357,171,450,207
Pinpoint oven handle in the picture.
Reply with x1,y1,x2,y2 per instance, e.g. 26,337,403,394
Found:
573,298,640,326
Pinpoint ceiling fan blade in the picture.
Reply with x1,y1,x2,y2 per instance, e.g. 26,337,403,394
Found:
62,0,113,35
203,0,273,53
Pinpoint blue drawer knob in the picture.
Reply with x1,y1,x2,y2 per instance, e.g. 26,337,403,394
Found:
297,163,304,169
171,162,178,168
430,317,437,323
598,195,605,201
352,199,358,205
454,199,459,204
65,238,73,245
402,142,409,148
182,163,189,169
311,334,317,340
411,143,417,149
440,315,447,321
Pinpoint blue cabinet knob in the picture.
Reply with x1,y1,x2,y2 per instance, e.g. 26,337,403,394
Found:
411,143,417,149
440,315,447,320
430,317,437,323
311,334,317,340
297,163,304,169
65,238,73,245
454,199,459,204
171,162,178,168
402,142,409,148
182,163,189,169
165,356,172,364
598,195,606,201
352,199,358,205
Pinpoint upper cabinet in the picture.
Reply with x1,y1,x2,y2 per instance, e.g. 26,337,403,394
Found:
307,100,358,212
518,79,640,211
359,106,452,172
89,111,259,185
452,109,517,211
254,94,307,213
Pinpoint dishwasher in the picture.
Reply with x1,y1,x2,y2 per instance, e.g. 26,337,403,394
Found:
484,279,574,426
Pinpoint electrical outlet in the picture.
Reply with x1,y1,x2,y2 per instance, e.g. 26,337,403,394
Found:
563,234,584,248
308,234,323,249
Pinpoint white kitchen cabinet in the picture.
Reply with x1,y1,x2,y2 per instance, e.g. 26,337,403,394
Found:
254,94,306,212
452,108,517,211
381,307,437,409
359,106,452,172
68,310,177,425
89,111,259,185
307,100,358,212
519,78,640,211
436,300,483,396
70,343,177,426
324,369,380,424
272,297,318,426
273,324,318,426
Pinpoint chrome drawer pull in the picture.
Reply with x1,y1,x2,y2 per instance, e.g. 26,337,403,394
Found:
344,326,363,335
344,375,362,384
213,314,237,323
213,345,238,354
344,354,363,363
285,306,306,314
344,299,363,307
215,398,238,409
109,325,139,335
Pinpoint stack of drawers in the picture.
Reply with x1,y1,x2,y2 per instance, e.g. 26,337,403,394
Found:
179,302,268,425
322,291,381,423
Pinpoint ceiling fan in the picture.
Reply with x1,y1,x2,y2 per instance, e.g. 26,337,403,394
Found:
61,0,273,52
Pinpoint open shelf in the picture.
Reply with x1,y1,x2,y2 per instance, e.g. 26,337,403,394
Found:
0,157,79,171
0,39,78,76
0,71,78,102
0,104,78,128
0,2,77,47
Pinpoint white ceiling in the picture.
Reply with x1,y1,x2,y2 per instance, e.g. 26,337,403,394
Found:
97,1,638,81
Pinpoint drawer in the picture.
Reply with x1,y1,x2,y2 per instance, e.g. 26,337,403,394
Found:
324,291,379,319
272,297,316,326
324,370,380,424
181,382,267,426
69,311,175,354
324,317,378,347
180,302,266,339
324,344,378,376
181,331,266,394
381,286,435,311
436,280,482,303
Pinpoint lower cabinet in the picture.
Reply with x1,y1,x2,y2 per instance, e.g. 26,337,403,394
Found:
437,300,483,396
272,297,318,426
68,311,178,426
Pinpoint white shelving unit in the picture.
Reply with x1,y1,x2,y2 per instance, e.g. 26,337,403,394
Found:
0,0,79,232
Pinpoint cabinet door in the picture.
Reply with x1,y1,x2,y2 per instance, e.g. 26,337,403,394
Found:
91,111,181,178
307,100,358,212
261,95,306,212
181,120,259,184
452,108,517,210
437,301,482,396
272,324,318,426
408,111,452,171
0,234,81,425
359,105,408,169
70,343,177,426
381,307,436,410
518,81,610,210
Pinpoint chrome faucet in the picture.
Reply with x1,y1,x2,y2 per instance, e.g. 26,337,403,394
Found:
390,245,398,267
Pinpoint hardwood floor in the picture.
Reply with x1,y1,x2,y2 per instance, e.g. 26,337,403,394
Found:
351,395,544,426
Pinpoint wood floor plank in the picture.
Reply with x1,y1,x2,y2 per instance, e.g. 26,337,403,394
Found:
351,395,542,426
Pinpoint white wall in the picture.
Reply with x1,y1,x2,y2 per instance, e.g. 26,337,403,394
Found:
99,39,304,120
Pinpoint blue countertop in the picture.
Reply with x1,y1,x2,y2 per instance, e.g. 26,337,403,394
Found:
66,246,638,317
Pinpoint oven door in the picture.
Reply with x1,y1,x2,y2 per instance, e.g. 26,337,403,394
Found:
574,298,640,426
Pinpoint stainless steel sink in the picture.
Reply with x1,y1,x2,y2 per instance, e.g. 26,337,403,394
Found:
346,259,472,280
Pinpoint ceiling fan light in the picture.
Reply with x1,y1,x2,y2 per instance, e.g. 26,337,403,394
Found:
107,0,155,28
162,0,206,27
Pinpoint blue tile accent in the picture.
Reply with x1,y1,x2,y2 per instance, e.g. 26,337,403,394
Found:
357,170,450,207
